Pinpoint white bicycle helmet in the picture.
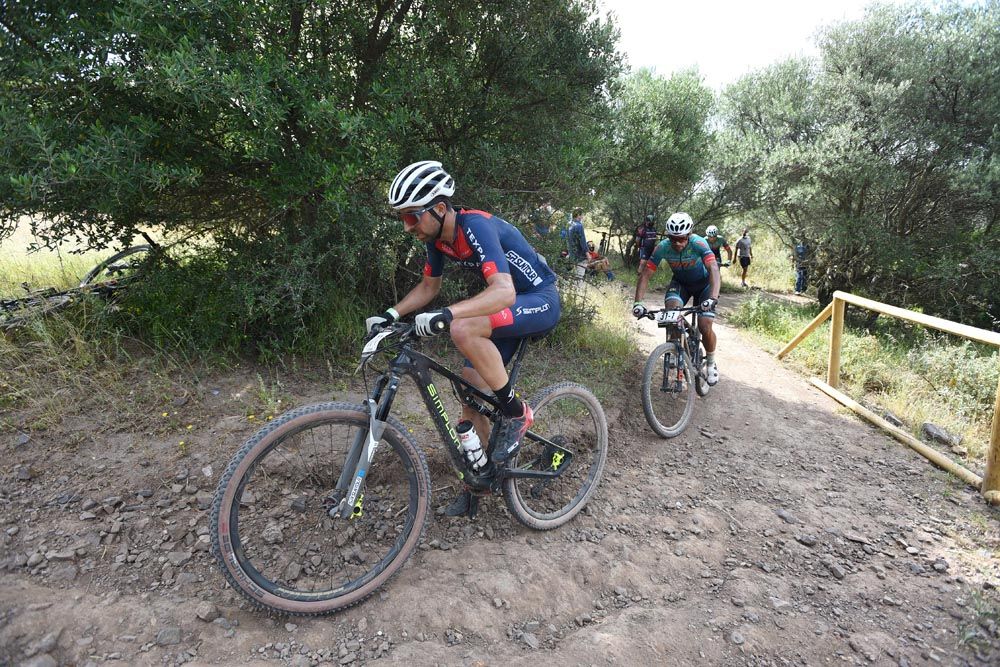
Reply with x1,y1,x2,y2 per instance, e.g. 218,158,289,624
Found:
706,224,719,237
388,160,455,210
665,212,694,236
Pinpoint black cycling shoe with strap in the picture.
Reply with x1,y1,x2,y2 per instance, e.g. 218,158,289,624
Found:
443,488,480,519
490,403,534,465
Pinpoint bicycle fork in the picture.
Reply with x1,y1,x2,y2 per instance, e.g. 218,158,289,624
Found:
327,376,399,520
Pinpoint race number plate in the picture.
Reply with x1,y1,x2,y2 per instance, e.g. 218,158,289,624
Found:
656,310,682,327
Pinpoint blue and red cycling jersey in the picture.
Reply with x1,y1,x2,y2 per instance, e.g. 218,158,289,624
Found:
646,234,717,284
424,209,556,293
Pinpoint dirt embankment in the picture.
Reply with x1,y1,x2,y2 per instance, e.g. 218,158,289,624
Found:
2,293,998,666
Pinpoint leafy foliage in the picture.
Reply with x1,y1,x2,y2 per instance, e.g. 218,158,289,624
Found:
598,68,715,252
0,0,623,352
711,2,1000,328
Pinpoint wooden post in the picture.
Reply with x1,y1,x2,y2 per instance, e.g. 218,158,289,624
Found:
827,296,845,389
777,302,833,360
982,370,1000,505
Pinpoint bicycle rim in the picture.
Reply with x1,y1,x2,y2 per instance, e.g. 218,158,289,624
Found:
502,382,608,530
79,245,153,287
641,342,695,438
211,402,430,615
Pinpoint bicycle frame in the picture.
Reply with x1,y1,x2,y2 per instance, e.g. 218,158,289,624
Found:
651,306,706,381
328,331,574,520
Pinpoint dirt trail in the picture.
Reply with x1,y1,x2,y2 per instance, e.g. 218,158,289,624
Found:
2,291,998,666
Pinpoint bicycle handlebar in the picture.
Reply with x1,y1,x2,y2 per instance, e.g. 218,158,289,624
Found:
640,305,701,320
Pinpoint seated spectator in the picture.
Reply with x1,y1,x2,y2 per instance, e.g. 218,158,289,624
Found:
586,241,615,281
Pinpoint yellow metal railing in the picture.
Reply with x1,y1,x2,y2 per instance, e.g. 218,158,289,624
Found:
777,291,1000,505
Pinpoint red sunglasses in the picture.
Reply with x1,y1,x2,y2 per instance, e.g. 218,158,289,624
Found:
398,205,433,225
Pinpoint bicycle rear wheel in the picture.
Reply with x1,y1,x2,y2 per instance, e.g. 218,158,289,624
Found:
1,294,73,330
502,382,608,530
211,402,431,615
641,341,695,438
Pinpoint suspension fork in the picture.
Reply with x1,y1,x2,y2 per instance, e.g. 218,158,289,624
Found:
328,373,400,520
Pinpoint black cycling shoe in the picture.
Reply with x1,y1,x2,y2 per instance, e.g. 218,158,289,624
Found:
491,403,534,465
443,490,479,519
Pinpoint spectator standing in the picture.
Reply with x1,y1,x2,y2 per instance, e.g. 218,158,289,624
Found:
567,208,589,281
793,239,810,295
634,214,660,274
735,228,753,288
530,200,554,238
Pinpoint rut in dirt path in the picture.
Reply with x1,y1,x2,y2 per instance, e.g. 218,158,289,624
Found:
1,288,998,667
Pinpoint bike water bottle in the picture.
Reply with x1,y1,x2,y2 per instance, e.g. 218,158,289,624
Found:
456,420,487,471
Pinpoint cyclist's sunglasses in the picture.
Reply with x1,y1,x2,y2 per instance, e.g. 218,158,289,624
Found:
668,234,689,243
398,205,433,226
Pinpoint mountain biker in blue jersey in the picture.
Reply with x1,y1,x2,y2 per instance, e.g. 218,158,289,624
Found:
705,225,733,266
367,160,560,515
632,212,722,386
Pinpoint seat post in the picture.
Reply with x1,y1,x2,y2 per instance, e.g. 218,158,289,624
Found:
507,338,531,388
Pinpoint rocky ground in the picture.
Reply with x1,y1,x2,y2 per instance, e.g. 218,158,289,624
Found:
1,291,998,666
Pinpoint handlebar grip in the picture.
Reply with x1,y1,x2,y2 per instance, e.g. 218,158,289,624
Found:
433,319,447,332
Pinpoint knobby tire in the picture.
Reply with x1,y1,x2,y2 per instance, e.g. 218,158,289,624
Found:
211,402,431,616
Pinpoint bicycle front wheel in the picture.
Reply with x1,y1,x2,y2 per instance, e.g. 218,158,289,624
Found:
79,245,152,287
503,382,608,530
211,402,431,616
641,342,695,438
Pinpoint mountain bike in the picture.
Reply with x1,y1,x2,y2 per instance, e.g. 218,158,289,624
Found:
638,306,712,438
211,322,609,616
1,234,158,330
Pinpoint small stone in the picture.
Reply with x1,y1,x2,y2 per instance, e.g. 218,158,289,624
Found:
882,411,903,427
156,627,182,646
493,597,503,609
932,560,948,573
827,563,846,580
195,492,213,510
16,465,34,481
195,601,218,621
921,422,961,448
775,508,800,524
522,632,540,649
770,597,792,613
261,524,283,545
167,551,192,567
731,631,745,645
15,432,30,448
796,534,818,547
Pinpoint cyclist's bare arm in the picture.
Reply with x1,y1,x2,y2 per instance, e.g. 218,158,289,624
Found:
392,275,441,317
708,261,721,299
634,263,655,303
448,273,516,319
